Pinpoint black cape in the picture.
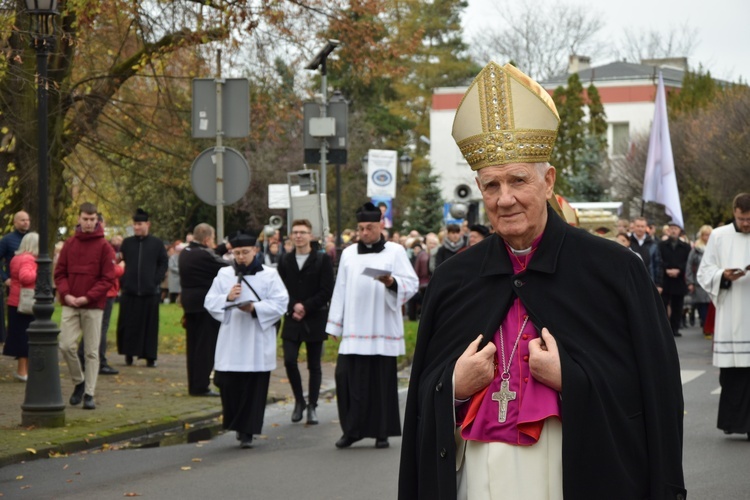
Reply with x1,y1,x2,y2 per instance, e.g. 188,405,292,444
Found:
398,206,686,500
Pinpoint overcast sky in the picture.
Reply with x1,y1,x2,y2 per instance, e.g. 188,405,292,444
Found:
462,0,750,82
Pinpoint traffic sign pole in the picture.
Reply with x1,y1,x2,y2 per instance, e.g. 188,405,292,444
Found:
215,50,225,242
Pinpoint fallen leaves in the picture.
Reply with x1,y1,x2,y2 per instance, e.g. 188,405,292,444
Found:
123,493,142,497
25,448,36,455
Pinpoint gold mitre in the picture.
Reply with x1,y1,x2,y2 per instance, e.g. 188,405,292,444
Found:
452,62,559,170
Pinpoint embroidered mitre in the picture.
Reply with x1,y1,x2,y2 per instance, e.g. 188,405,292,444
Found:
452,62,560,171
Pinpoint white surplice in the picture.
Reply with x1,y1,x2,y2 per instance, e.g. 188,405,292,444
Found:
697,223,750,367
326,242,418,356
205,265,288,372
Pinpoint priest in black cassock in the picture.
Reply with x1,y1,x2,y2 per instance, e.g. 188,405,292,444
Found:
398,62,686,500
116,208,169,367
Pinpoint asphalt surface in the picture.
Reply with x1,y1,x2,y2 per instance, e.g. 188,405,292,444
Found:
0,349,336,468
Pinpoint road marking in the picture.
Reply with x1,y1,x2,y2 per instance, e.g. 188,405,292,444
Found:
711,387,721,395
680,370,705,385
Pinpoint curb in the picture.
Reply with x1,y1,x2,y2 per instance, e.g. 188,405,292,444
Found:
0,409,223,469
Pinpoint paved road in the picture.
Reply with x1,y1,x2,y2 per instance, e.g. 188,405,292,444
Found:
2,324,749,499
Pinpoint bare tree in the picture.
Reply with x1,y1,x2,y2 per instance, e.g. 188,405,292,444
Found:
469,0,605,80
611,23,699,65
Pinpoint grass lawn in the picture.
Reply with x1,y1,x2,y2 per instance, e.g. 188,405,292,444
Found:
53,302,419,365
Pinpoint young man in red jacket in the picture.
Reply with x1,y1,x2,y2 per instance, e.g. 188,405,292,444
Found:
54,202,116,410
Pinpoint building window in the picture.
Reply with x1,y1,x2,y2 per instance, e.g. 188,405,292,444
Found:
610,122,630,157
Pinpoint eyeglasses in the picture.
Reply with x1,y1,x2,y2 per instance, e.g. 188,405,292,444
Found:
232,249,254,257
291,231,311,235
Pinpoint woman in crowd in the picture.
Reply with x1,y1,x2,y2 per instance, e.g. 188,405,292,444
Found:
686,224,713,334
2,232,39,382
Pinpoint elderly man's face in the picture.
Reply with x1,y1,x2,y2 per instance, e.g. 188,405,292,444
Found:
476,163,555,248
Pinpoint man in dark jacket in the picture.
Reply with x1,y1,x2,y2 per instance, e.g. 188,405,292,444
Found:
434,224,464,268
277,219,334,425
630,216,662,287
54,202,116,410
398,61,685,500
116,208,168,367
659,221,692,337
0,210,31,343
178,223,227,396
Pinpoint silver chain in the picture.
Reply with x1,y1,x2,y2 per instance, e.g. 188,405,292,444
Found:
498,315,531,379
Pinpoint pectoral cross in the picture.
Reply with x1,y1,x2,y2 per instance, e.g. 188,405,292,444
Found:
491,379,517,423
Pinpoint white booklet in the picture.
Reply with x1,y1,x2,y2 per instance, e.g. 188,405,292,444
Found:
361,267,392,279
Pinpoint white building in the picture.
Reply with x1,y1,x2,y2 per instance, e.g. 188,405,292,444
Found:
429,56,687,210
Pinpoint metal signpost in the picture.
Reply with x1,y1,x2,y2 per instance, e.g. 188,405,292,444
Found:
304,41,348,247
191,52,250,242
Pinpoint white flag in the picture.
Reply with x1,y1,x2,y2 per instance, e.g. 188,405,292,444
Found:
642,72,683,228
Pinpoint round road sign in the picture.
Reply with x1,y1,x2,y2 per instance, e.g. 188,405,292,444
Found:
190,147,251,206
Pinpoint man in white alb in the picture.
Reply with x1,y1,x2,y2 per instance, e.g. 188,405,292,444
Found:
327,202,418,449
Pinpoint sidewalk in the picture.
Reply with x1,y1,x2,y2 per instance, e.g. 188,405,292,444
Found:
0,352,336,468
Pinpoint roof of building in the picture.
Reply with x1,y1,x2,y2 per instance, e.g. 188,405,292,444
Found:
541,60,686,88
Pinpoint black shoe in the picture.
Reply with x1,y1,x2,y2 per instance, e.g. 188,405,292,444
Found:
307,405,318,425
375,438,389,449
146,359,157,368
335,435,361,449
291,400,306,423
191,390,220,397
69,382,85,406
99,364,119,375
239,433,253,449
125,355,133,366
674,332,682,337
83,394,95,410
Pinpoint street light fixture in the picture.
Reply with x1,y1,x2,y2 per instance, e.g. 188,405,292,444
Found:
399,154,413,182
21,0,65,427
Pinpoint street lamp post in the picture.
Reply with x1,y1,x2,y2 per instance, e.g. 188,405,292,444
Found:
360,153,369,176
399,154,413,183
21,0,65,428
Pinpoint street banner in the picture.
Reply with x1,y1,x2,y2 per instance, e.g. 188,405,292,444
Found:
642,72,683,228
366,149,397,199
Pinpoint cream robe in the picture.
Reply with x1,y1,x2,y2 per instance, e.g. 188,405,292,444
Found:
697,223,750,367
205,265,288,372
326,242,418,356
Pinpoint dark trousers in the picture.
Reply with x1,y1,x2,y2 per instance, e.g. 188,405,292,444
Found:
78,297,115,365
335,354,401,439
185,311,220,394
283,339,323,406
214,370,270,435
718,367,750,434
694,302,709,328
117,294,160,360
661,292,685,335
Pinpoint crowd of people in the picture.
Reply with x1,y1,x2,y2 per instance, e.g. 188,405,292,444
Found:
2,60,750,500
